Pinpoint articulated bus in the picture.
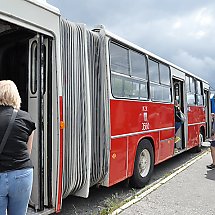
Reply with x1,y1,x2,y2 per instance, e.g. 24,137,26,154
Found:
0,0,211,214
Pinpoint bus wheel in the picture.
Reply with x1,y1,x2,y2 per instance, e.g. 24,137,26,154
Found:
130,140,154,188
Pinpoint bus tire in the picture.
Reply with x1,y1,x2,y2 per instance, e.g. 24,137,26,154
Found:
130,140,154,188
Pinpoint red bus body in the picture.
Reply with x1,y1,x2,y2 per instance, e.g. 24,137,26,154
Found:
109,100,174,185
106,32,210,187
109,98,207,186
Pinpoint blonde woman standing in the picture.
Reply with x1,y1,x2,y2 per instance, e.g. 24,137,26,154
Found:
0,80,36,215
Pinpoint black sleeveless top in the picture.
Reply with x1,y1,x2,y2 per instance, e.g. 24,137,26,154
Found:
0,105,36,172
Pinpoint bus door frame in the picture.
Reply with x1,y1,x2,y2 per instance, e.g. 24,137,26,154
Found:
173,78,187,149
28,34,53,211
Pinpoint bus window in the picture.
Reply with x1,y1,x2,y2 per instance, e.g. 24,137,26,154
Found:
124,79,133,97
110,42,148,100
161,86,171,102
140,82,148,99
150,83,162,101
185,76,190,91
149,59,171,102
130,50,147,80
160,64,170,86
150,84,171,102
110,43,129,75
111,74,124,97
196,80,203,106
186,76,195,105
148,59,159,83
131,81,140,99
190,77,195,93
30,41,38,94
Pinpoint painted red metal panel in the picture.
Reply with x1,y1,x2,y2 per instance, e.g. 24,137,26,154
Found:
187,105,205,124
108,100,207,186
187,125,198,149
158,129,175,162
110,100,174,136
187,105,205,148
109,138,127,186
109,99,175,186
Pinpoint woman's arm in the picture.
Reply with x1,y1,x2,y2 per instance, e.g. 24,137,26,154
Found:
27,131,34,155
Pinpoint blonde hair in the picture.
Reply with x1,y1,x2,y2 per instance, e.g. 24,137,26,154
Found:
0,80,21,109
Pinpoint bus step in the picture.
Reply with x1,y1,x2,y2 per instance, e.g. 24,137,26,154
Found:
27,207,55,215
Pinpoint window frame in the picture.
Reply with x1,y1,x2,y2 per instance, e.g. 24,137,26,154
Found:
195,79,204,106
186,75,204,106
109,40,149,101
148,57,171,103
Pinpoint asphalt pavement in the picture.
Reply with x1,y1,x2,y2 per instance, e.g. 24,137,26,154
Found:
112,149,215,215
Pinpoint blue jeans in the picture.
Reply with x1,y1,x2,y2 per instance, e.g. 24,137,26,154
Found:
175,121,182,134
0,168,33,215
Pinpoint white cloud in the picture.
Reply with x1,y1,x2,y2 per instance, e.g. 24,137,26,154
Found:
47,0,215,88
173,20,182,29
195,8,213,26
171,50,215,87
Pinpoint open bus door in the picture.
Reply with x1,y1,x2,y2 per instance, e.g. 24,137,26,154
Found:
173,79,186,152
0,21,53,212
28,34,53,211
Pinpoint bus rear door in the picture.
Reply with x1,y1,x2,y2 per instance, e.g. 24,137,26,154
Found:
28,34,52,211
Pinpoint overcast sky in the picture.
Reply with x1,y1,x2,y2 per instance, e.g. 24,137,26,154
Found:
47,0,215,89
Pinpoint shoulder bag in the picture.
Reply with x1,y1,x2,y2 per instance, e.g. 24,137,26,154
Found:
0,109,18,154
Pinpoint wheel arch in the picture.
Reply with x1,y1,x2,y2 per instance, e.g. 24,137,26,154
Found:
138,136,155,161
129,136,155,188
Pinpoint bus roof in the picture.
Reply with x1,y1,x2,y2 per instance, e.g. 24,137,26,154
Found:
0,0,61,36
26,0,60,15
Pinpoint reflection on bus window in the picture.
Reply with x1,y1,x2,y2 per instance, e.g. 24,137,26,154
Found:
190,77,195,93
110,41,148,100
196,80,203,106
130,50,147,80
150,83,171,102
131,81,139,99
110,43,129,75
160,64,170,86
186,76,196,105
140,83,148,99
148,59,159,83
185,76,189,90
187,93,195,105
149,59,171,102
186,76,204,106
111,74,148,100
111,74,123,97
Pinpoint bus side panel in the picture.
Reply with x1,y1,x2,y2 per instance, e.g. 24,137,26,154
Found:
188,106,205,124
187,125,198,148
109,134,161,186
110,100,174,136
187,106,205,148
109,138,127,186
158,129,175,162
109,99,174,186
